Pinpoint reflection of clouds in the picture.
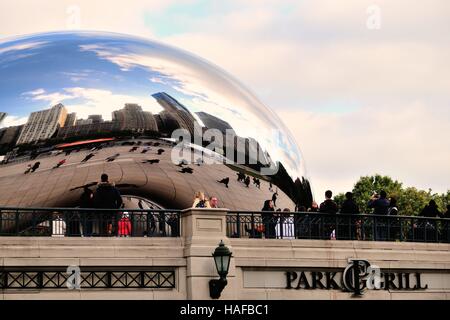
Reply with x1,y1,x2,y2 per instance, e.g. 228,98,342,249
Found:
0,41,48,54
0,41,48,65
79,41,304,178
149,77,167,85
0,115,28,128
23,88,74,106
21,87,163,120
78,43,275,136
60,69,96,82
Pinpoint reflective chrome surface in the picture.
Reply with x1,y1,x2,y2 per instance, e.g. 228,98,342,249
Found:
0,31,312,210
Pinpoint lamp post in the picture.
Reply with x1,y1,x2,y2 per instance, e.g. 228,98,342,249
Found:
209,240,232,299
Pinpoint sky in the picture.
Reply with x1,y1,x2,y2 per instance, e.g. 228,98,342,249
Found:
0,0,449,199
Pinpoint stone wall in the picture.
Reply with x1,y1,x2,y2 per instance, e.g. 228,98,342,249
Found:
0,208,449,299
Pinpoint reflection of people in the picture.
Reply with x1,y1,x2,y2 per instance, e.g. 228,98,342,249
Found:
24,164,32,174
94,174,123,235
31,161,40,172
81,153,95,163
272,192,278,207
244,176,250,188
217,177,229,188
53,159,66,169
106,153,120,162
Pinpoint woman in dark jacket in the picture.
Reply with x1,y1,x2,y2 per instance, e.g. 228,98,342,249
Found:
340,192,360,240
419,200,441,218
261,200,275,239
418,200,441,241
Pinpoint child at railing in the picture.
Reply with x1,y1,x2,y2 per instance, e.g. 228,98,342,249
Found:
118,212,131,237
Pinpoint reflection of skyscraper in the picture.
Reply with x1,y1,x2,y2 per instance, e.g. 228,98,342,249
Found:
152,92,199,137
0,125,23,150
157,111,180,135
88,115,103,124
0,112,6,125
16,103,67,145
64,112,77,127
57,121,120,139
195,112,236,136
76,118,93,126
112,103,158,132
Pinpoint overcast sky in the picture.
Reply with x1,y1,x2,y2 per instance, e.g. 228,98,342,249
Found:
1,0,449,199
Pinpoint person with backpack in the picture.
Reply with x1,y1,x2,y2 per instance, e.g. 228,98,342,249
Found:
94,173,123,236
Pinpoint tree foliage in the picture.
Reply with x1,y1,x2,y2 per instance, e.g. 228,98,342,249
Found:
334,174,449,216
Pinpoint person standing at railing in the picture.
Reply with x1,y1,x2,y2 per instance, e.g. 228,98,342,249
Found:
261,199,276,239
94,173,123,236
319,190,339,240
79,187,94,236
340,192,360,240
368,190,390,240
419,200,441,241
210,197,219,208
118,212,132,237
192,191,211,208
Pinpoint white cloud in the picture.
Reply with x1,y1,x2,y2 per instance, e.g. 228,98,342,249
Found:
21,87,163,121
279,102,450,199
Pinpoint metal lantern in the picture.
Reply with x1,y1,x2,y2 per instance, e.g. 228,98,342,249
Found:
212,240,232,279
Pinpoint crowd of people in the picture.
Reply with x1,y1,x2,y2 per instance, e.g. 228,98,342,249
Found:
60,173,179,237
238,189,450,241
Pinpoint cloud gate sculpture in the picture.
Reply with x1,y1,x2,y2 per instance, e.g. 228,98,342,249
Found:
0,31,312,212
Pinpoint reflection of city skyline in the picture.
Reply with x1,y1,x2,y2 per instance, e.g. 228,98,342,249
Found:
0,91,273,169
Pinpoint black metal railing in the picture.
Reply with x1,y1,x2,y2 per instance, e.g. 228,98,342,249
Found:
0,267,175,289
227,211,450,243
0,207,181,237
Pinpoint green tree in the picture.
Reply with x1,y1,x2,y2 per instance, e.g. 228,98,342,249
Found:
337,174,448,216
397,187,431,216
352,174,403,214
334,193,345,208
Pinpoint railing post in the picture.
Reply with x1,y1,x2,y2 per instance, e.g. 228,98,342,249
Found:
236,212,241,238
180,208,235,300
15,210,20,235
373,216,377,241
